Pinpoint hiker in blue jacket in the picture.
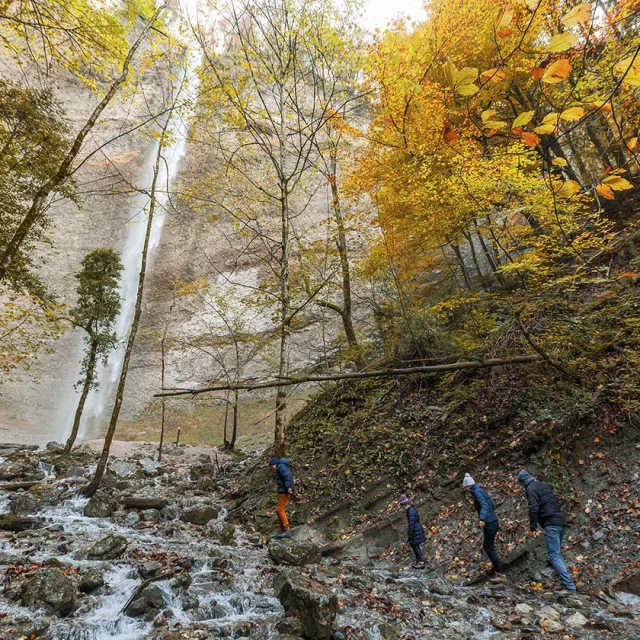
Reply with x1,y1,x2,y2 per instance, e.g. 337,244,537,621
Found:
269,456,295,538
463,473,506,583
399,494,426,569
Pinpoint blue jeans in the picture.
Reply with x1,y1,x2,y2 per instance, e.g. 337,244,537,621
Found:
544,525,576,591
483,521,504,574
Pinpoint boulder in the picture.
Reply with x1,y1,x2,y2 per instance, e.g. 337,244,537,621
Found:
615,570,640,596
139,459,162,476
86,534,128,560
84,493,117,518
0,514,43,531
181,505,220,525
139,561,163,579
10,492,39,515
0,455,40,481
125,584,167,618
427,579,454,596
204,519,235,545
197,476,215,491
274,569,338,640
109,460,136,478
125,511,141,527
276,617,303,636
79,568,104,593
21,569,77,616
269,539,322,567
566,612,589,628
190,462,215,481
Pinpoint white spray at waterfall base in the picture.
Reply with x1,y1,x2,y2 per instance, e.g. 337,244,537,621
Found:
56,51,201,444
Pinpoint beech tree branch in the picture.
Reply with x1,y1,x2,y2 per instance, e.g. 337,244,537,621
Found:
155,354,543,397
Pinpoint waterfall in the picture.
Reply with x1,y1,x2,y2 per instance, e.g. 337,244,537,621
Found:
56,51,200,444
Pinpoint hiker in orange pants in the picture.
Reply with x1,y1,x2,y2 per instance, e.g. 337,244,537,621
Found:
269,456,295,538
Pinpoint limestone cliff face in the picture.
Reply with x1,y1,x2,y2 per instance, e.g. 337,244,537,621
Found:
0,59,362,444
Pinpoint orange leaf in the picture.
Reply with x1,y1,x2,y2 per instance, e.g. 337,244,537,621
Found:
542,58,572,83
512,126,524,134
521,131,540,147
596,183,615,200
443,122,458,143
531,67,545,79
619,272,640,278
497,27,515,37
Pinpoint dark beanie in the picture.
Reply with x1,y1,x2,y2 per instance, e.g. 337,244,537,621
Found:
268,456,279,466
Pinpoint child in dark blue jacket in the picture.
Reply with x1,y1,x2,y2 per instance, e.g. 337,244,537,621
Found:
399,494,426,569
463,473,506,582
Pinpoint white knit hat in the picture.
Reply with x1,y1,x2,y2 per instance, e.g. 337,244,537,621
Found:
462,473,475,488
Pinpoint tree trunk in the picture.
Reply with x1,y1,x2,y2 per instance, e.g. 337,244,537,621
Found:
274,79,289,458
230,388,238,451
64,338,98,453
328,147,361,364
82,115,168,497
0,7,163,283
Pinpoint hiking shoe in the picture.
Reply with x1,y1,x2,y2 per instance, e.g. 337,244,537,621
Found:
277,530,292,539
490,573,507,584
414,562,426,570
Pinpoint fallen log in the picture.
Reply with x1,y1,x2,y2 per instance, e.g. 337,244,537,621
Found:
120,497,168,510
0,481,42,491
120,570,175,616
155,354,542,398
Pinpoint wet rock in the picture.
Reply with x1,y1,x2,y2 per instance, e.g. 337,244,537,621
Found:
274,569,339,640
65,466,90,479
269,539,322,566
109,460,136,478
0,513,43,531
615,570,640,596
539,605,561,621
364,621,399,640
140,561,163,579
204,518,235,544
125,584,167,617
197,476,215,491
427,579,454,596
0,455,40,481
515,603,534,616
0,550,21,565
190,462,215,481
182,594,200,611
181,504,220,525
84,492,117,518
490,615,512,631
125,511,141,527
592,530,606,542
276,617,303,636
9,492,39,515
566,611,588,628
86,534,128,560
171,572,193,589
21,569,77,616
79,567,104,593
140,508,161,524
45,557,65,568
139,459,162,476
540,618,565,633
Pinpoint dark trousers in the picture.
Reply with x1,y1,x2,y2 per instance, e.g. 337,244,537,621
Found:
482,521,504,574
410,543,423,563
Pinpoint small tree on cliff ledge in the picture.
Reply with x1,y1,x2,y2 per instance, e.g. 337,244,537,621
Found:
64,249,123,453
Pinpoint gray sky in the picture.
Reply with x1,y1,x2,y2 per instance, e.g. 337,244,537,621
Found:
361,0,427,29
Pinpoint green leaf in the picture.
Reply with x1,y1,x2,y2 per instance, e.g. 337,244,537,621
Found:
546,32,579,53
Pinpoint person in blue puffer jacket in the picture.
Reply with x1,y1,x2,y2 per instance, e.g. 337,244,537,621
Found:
463,473,506,583
399,494,426,569
269,456,295,538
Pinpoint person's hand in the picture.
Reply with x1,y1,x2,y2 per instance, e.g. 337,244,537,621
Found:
529,529,540,537
478,520,485,528
287,488,293,494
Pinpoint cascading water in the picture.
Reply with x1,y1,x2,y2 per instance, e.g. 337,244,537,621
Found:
55,52,201,444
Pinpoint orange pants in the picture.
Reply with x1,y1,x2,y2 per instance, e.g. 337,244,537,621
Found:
276,493,291,530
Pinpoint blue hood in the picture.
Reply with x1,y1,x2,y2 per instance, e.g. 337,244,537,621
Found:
278,458,291,467
518,470,536,486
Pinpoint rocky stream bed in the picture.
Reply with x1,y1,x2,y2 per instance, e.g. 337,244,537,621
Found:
0,442,639,640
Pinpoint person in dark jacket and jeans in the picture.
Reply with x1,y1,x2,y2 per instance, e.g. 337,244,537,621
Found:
463,473,506,583
518,470,576,592
399,495,426,569
269,456,295,538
